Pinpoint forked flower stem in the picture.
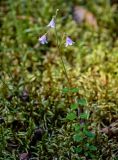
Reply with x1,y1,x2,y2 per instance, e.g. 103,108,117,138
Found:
54,26,71,88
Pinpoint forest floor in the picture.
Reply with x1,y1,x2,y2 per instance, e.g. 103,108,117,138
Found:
0,1,118,160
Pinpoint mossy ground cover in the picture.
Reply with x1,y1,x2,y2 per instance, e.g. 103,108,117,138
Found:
0,0,118,159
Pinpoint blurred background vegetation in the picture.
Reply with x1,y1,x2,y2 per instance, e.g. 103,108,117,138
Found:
0,0,118,159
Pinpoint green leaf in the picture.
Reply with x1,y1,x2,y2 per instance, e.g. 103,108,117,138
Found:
85,143,97,151
62,87,69,93
66,112,77,121
62,87,79,93
73,134,83,142
75,147,83,153
70,103,78,110
89,145,97,151
78,98,87,106
84,130,95,138
85,143,90,147
70,88,79,93
74,124,81,132
80,113,89,120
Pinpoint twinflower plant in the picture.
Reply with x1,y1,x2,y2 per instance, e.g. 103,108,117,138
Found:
38,9,74,87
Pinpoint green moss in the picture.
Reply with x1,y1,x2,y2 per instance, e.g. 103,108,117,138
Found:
0,0,118,159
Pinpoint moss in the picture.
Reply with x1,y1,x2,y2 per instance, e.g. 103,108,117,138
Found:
0,0,118,159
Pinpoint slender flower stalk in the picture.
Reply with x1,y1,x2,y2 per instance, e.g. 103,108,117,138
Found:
54,12,71,87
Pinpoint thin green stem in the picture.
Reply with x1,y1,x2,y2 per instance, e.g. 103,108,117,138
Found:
54,26,71,88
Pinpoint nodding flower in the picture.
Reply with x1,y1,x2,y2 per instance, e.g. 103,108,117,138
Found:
65,37,74,47
39,34,48,44
47,18,55,28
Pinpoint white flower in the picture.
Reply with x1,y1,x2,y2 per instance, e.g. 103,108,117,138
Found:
65,37,74,47
47,18,55,28
39,35,48,44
